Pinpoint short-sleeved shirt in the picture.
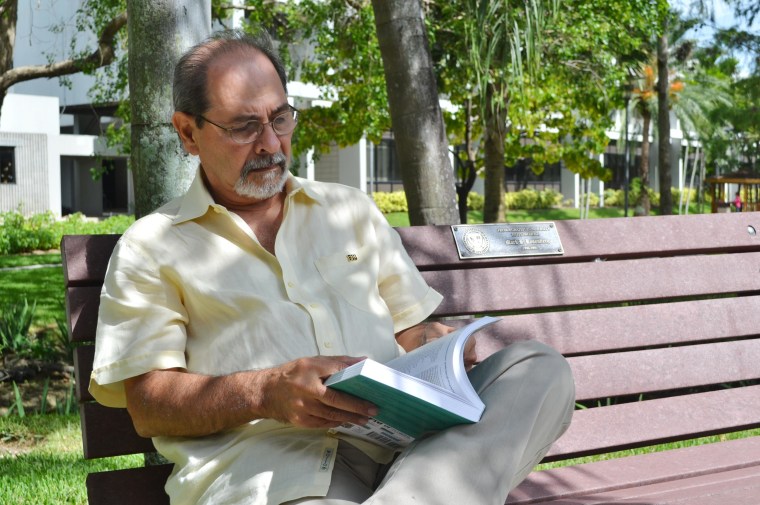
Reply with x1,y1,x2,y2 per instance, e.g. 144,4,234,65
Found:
90,169,443,505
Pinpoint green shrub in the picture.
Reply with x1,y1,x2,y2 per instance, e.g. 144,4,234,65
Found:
467,192,484,212
372,191,408,213
601,180,703,209
0,212,134,255
577,192,601,208
505,188,563,209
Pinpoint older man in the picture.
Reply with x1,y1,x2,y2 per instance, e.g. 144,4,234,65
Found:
90,29,574,505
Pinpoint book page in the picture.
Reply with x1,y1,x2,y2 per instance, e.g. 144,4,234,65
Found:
385,316,498,407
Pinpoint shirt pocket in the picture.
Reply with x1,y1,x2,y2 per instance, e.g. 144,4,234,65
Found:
314,244,382,314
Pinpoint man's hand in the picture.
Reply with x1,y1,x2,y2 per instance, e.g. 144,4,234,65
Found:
395,322,478,370
259,355,379,429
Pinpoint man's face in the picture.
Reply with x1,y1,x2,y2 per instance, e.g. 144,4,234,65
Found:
177,48,293,205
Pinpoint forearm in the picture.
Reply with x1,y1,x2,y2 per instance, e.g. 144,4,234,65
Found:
125,368,274,438
124,356,378,439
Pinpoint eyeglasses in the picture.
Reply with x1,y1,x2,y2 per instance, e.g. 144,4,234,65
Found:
198,106,298,144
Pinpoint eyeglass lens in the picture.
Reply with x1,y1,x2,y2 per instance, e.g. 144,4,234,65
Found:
229,109,298,144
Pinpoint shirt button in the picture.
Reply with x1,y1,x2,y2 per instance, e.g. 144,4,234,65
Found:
288,281,295,288
310,303,318,308
324,341,333,348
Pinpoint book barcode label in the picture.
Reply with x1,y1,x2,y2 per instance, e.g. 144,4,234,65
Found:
331,419,414,450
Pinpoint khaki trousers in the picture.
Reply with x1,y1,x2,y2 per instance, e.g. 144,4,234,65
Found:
284,340,575,505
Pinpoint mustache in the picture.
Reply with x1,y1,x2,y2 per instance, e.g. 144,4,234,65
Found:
241,152,287,175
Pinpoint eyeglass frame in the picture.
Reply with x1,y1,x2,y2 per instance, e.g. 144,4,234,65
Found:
197,105,299,144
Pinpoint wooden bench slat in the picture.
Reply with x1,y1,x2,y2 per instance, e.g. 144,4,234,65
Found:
472,295,760,357
87,465,171,505
67,286,103,343
569,339,760,401
426,252,760,316
81,402,155,459
520,464,760,505
61,234,120,286
397,213,760,270
508,436,760,504
546,385,760,460
74,345,95,402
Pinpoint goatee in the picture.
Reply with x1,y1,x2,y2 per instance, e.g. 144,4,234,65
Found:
234,152,288,200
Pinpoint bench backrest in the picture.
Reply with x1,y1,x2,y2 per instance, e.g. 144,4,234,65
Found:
62,212,760,498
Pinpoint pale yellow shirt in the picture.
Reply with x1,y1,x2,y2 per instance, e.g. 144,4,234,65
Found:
90,169,443,505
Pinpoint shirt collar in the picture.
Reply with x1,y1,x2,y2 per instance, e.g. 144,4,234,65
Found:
172,166,325,225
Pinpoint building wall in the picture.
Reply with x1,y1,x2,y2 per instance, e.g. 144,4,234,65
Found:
314,146,340,183
0,94,63,214
0,132,51,214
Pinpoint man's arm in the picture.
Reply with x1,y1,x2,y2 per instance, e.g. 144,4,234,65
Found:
124,356,378,438
395,322,477,370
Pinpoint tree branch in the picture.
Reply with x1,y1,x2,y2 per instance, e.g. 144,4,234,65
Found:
0,11,127,92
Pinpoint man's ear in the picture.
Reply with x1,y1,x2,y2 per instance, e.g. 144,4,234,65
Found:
172,112,201,155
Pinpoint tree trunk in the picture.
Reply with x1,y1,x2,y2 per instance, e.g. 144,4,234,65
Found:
128,0,210,218
371,0,459,225
455,99,478,224
657,29,672,215
637,109,652,216
483,86,507,223
0,0,18,114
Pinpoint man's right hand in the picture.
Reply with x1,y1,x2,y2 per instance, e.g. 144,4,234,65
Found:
259,355,378,428
124,356,377,438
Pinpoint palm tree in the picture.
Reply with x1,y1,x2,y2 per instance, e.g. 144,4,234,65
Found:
630,63,662,215
464,0,559,223
630,15,732,216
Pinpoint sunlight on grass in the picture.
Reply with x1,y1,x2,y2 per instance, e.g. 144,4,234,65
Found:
0,260,65,328
0,415,143,505
0,253,61,269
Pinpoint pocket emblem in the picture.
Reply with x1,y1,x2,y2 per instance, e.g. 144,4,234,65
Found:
346,254,358,262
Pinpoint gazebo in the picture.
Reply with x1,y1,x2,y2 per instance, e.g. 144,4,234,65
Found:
706,173,760,213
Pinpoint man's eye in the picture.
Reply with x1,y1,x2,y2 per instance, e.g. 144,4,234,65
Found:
232,122,261,134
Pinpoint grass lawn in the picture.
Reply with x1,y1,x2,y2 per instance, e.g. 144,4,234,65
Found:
0,261,66,330
0,414,142,505
0,253,62,269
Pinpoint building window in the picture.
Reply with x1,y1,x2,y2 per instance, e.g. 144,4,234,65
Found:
367,138,404,192
0,147,15,184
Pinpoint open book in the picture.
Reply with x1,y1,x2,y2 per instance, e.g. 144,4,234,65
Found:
325,316,500,450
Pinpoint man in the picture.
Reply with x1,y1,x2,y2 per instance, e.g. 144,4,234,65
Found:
90,29,574,505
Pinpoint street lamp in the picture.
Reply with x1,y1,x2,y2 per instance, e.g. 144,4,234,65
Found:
622,83,633,217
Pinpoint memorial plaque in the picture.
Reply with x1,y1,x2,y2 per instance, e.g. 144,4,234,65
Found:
451,222,564,259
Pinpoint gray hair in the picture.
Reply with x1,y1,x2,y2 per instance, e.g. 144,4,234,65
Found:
173,29,288,127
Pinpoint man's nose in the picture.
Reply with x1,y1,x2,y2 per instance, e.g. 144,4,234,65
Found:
253,122,281,154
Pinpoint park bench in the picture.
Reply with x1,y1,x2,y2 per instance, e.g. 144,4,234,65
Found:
62,211,760,505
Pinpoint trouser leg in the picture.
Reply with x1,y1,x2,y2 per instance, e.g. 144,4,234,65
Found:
282,442,378,505
364,340,575,505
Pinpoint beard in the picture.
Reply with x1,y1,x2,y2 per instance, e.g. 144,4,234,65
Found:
234,152,289,200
